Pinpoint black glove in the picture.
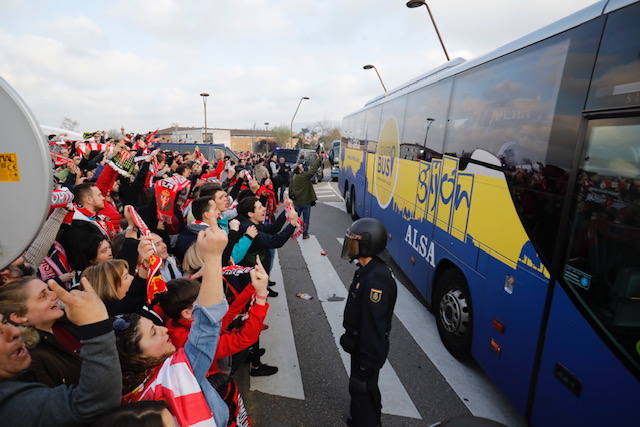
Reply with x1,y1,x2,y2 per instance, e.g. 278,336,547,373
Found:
339,333,356,354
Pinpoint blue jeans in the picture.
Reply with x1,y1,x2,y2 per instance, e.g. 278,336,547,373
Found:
295,204,311,237
278,181,287,202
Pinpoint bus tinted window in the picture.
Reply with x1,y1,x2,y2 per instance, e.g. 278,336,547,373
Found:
403,80,450,157
353,112,366,142
587,2,640,110
379,96,406,155
564,117,640,368
365,106,382,143
444,38,569,166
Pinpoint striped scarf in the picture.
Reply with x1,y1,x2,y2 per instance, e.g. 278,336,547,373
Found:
123,348,216,427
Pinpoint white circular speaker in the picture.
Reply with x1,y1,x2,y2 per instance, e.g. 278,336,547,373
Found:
0,77,52,268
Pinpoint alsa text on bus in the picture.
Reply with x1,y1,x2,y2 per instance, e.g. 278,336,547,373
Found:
405,224,435,267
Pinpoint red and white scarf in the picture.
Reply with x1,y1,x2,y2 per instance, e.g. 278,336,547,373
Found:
76,142,108,156
71,205,118,239
155,175,192,226
284,200,304,239
38,242,72,283
255,184,277,223
123,349,216,427
126,205,167,303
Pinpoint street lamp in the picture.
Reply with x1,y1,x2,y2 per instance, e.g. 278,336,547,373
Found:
290,97,309,147
423,117,435,146
363,64,388,93
264,122,270,153
200,92,210,143
406,0,450,61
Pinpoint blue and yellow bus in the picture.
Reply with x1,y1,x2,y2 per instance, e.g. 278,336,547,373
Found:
339,1,639,424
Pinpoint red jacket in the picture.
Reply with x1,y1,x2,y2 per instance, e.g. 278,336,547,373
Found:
201,160,225,181
166,286,268,376
95,163,123,231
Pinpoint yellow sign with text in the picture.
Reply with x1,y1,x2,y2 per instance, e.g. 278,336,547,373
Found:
0,153,20,182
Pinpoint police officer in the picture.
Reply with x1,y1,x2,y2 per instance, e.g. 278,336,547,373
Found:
339,218,397,427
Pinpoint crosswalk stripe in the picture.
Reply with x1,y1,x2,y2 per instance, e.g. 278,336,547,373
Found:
298,236,422,419
321,201,347,213
249,251,306,400
325,182,345,201
336,238,524,426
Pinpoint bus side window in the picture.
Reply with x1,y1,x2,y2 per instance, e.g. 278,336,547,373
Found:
563,117,640,367
400,144,418,161
587,2,640,110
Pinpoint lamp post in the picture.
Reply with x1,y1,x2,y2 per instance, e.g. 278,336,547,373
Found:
200,92,210,143
290,97,309,148
423,117,435,146
406,0,450,61
363,64,388,93
264,122,270,153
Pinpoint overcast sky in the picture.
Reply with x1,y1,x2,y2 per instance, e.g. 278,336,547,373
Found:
0,0,596,133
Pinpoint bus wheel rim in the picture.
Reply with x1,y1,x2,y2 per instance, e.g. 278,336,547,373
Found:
439,289,469,335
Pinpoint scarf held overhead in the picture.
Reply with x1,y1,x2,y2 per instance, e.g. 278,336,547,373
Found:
155,175,191,226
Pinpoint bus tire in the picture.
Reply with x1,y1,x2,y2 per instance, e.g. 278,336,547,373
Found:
349,185,358,220
345,184,352,213
433,268,472,360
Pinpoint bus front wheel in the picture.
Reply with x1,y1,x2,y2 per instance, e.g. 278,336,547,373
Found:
434,268,472,360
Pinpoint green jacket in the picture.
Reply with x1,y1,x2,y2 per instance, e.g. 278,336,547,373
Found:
289,157,322,206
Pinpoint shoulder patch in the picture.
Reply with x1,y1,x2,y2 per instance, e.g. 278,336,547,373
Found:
370,288,382,303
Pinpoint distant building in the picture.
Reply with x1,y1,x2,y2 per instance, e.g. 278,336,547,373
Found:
229,129,275,152
156,127,231,147
156,126,299,152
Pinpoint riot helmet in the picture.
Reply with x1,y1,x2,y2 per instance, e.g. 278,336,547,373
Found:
341,218,388,260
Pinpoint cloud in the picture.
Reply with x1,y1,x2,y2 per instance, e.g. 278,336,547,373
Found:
0,0,596,133
52,15,103,37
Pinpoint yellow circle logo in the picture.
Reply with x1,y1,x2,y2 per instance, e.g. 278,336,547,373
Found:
374,118,400,208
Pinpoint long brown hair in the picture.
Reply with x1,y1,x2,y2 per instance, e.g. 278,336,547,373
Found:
113,314,171,394
81,259,129,301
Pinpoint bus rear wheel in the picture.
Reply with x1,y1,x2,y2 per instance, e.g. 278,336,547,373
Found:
344,184,352,213
434,268,472,360
349,185,358,220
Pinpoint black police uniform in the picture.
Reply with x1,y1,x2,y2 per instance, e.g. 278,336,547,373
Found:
340,256,397,427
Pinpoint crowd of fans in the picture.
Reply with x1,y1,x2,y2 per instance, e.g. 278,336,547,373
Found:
0,130,324,426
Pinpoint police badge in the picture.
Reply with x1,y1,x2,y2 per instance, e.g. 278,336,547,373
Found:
370,288,382,303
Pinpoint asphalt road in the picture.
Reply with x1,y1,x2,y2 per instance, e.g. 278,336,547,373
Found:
236,171,526,427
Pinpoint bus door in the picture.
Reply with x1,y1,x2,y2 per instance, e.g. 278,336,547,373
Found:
531,5,640,422
531,116,640,426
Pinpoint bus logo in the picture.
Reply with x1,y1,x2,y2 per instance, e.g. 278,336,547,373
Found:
373,118,400,209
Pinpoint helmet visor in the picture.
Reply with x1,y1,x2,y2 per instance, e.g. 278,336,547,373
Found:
340,231,362,260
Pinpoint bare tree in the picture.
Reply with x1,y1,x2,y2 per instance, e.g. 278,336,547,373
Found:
313,120,341,150
61,117,79,131
271,125,291,147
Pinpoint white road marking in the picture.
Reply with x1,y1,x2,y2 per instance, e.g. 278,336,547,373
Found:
298,236,422,419
326,182,344,201
336,237,525,426
322,201,347,213
250,251,306,400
